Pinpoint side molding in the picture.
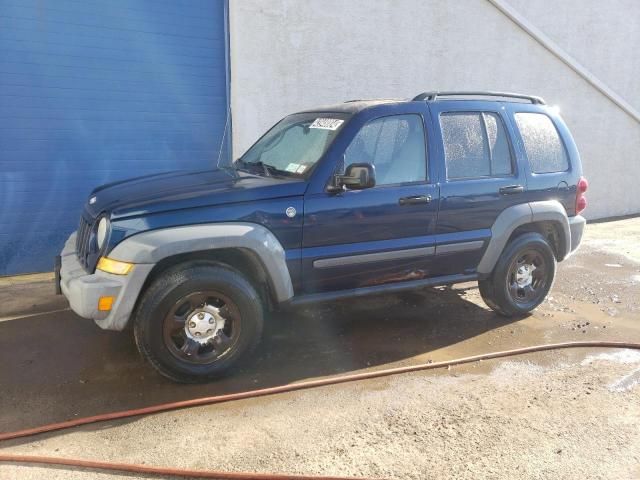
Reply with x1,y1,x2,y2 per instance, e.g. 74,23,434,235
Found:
109,223,294,302
313,246,435,269
435,240,485,255
476,201,571,275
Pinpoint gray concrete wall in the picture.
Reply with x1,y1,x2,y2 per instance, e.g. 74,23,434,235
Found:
229,0,640,219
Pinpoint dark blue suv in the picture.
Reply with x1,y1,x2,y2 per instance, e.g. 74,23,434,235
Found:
57,91,588,382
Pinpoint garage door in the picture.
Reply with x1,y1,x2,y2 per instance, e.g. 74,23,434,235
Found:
0,0,230,275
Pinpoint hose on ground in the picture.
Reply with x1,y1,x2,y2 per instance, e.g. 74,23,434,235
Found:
0,454,362,480
1,340,639,479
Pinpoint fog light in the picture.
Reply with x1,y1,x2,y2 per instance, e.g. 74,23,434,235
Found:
97,257,134,275
98,296,114,311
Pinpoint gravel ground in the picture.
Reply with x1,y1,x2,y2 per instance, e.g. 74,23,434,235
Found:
1,217,639,479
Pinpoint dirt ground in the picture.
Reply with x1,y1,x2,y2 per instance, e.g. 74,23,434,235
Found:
0,217,639,479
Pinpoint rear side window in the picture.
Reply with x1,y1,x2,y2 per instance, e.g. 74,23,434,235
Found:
514,112,569,173
440,112,513,179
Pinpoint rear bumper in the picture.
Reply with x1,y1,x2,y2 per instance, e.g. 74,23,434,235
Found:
568,215,586,255
59,232,153,331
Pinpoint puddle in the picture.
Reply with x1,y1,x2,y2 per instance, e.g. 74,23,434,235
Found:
609,368,640,392
579,350,640,392
580,349,640,366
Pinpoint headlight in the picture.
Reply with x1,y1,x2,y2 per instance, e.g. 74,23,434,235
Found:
96,216,109,250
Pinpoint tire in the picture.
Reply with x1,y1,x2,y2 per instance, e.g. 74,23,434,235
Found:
133,261,263,383
478,232,556,317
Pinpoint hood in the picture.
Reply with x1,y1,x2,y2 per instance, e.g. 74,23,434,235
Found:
85,168,307,220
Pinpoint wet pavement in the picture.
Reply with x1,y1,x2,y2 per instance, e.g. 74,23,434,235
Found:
0,218,639,479
0,281,520,433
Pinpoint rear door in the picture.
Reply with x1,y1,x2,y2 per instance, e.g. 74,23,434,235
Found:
429,101,526,276
301,106,439,293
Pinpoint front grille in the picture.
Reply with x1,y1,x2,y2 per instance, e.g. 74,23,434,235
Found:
75,215,95,271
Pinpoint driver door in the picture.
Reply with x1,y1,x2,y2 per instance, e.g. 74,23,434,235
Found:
301,111,440,293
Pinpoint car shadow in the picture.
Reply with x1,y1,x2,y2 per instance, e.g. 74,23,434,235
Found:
0,281,520,444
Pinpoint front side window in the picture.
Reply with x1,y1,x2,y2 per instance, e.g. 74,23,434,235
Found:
440,112,513,179
238,113,348,177
344,114,427,185
515,112,569,173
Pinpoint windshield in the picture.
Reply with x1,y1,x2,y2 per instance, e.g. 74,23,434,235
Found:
236,113,349,178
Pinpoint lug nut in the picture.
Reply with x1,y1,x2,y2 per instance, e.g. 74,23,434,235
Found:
198,313,204,320
195,332,201,336
207,329,212,335
189,322,196,328
208,318,214,324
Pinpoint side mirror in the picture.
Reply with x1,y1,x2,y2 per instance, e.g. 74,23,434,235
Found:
336,163,376,190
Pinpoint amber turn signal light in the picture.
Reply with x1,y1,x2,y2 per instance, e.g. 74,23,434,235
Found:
96,257,134,275
98,296,114,311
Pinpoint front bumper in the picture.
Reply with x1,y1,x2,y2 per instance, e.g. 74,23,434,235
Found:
59,232,153,331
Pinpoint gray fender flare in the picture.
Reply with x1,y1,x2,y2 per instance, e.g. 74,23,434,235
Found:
109,222,294,303
477,200,571,275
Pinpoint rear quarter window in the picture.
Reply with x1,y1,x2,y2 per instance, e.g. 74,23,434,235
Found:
514,112,569,173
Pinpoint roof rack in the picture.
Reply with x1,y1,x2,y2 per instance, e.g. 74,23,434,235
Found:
412,91,545,105
343,98,402,103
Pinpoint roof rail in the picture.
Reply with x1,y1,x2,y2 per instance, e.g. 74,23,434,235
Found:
412,91,545,105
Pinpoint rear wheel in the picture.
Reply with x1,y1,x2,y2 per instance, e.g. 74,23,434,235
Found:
479,232,556,317
134,262,263,383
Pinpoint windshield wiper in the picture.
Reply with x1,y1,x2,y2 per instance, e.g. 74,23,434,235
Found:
234,159,289,177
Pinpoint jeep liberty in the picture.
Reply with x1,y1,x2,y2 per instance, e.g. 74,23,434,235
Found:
57,91,588,382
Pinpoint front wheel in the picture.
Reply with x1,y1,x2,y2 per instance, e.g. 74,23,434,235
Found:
133,262,263,383
479,232,556,317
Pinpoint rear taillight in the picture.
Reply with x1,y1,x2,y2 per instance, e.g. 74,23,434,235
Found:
575,176,588,214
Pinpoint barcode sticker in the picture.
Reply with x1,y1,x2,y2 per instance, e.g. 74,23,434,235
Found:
309,118,344,130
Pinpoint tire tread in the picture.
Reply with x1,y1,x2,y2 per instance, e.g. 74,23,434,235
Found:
478,232,556,318
133,261,263,383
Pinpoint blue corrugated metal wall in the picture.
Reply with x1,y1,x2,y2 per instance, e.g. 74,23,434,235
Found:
0,0,230,275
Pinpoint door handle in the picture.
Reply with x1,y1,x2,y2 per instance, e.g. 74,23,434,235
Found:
399,195,432,206
499,185,525,195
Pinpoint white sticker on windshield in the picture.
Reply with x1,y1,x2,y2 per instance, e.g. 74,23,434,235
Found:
285,163,301,172
310,118,344,130
296,165,307,173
